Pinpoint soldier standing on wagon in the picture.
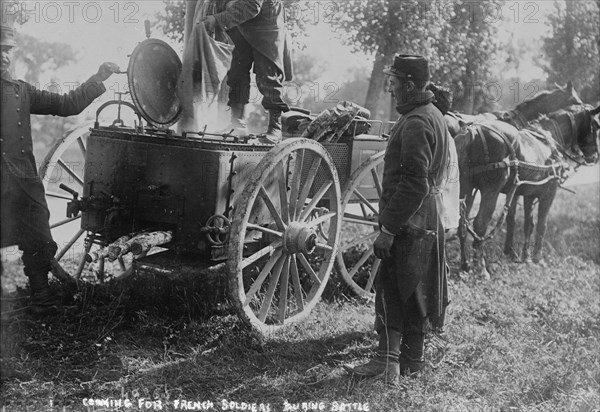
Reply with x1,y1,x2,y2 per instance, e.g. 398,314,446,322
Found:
202,0,293,143
344,55,453,383
0,15,118,315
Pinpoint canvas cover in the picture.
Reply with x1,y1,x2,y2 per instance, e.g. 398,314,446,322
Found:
178,0,234,132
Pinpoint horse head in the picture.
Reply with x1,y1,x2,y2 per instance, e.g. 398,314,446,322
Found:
515,81,583,120
589,104,600,164
550,104,600,165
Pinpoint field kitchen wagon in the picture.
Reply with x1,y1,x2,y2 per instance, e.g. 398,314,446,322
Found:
40,34,392,334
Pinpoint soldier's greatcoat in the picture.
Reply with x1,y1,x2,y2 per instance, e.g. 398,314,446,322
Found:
1,78,105,249
212,0,293,81
377,90,451,329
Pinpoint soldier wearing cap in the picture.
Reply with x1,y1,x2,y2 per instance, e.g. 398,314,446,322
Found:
1,14,119,315
344,55,452,383
202,0,293,144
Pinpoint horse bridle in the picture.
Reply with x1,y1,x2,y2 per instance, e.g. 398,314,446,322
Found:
588,107,600,163
547,108,597,168
574,107,599,166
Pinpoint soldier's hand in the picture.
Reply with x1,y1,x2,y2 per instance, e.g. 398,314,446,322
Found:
374,232,394,260
203,15,217,34
96,62,119,82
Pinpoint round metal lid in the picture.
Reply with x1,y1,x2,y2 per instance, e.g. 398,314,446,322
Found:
127,39,182,128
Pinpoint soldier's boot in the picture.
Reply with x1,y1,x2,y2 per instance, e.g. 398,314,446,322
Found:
343,328,401,385
257,110,283,144
224,103,249,137
27,272,59,316
399,332,425,377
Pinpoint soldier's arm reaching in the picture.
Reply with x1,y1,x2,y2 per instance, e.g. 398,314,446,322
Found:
29,62,118,116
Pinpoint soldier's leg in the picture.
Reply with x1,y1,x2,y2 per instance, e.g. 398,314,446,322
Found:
15,178,59,314
399,293,426,376
344,259,401,384
224,28,253,134
252,51,288,143
226,28,253,107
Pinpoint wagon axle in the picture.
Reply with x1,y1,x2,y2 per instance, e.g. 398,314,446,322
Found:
283,222,318,255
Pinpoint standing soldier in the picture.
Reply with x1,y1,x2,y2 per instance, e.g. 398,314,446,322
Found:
0,15,118,315
203,0,293,143
344,55,452,383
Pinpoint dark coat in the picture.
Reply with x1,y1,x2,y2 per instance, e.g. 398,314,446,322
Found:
1,78,105,178
1,78,105,246
213,0,293,80
378,90,451,327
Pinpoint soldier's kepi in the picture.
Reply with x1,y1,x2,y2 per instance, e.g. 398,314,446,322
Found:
1,5,16,78
0,10,119,315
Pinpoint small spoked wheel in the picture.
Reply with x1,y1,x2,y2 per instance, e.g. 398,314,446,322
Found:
227,139,342,334
39,126,131,281
336,152,385,300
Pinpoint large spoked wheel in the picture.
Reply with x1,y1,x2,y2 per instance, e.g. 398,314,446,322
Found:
336,152,384,300
39,126,130,281
228,139,342,335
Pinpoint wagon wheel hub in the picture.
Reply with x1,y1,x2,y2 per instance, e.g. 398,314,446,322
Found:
283,222,317,255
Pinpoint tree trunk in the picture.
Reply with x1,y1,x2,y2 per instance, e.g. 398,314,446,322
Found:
462,70,476,114
565,0,575,57
597,0,600,51
364,52,389,119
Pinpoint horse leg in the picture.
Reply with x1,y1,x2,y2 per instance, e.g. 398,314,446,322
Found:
472,190,501,279
532,185,558,264
521,196,535,263
503,196,520,261
459,190,476,272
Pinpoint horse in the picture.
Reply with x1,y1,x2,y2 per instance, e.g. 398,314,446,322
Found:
456,103,600,278
444,81,583,137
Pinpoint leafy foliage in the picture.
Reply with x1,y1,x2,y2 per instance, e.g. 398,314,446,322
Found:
332,0,504,115
153,1,504,115
155,0,186,43
155,0,310,45
12,34,77,84
542,0,600,103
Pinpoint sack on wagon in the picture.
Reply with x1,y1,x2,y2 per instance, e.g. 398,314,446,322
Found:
300,101,372,143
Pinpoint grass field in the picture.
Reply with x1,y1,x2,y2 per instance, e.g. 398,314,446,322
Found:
1,183,599,412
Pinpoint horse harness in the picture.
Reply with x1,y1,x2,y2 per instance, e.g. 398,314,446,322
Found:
497,109,528,130
466,123,570,183
461,122,572,244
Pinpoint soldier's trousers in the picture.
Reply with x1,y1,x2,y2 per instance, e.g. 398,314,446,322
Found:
374,282,425,338
1,171,57,285
226,27,289,112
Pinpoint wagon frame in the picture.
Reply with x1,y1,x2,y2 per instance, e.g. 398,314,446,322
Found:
39,37,392,334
